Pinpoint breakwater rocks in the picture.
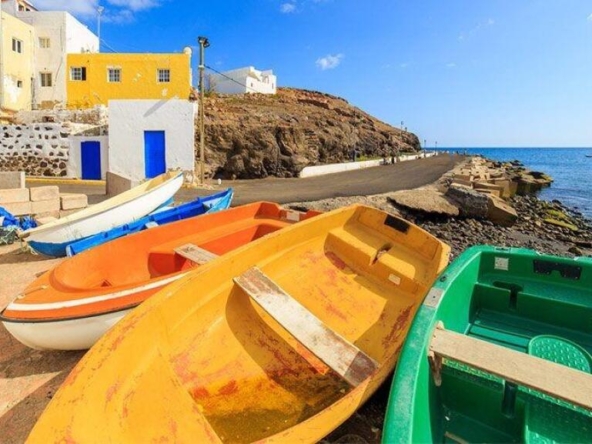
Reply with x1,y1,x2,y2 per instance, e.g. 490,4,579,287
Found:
288,157,591,261
410,195,592,259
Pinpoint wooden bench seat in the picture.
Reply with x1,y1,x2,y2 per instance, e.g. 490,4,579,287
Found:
234,267,378,387
174,243,219,265
428,323,592,411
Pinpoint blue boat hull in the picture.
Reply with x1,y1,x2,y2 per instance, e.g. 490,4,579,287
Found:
65,188,233,256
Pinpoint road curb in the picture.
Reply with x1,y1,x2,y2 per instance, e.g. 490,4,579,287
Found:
26,177,106,186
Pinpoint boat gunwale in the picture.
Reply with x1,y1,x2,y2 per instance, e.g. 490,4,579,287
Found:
20,171,183,239
382,245,592,443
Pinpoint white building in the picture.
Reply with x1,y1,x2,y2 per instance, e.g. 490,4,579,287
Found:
15,9,99,110
1,0,99,110
209,66,277,95
108,100,196,182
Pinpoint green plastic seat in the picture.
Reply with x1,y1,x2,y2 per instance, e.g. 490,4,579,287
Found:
524,335,592,443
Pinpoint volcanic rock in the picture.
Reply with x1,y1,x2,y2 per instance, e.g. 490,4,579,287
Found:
200,88,420,179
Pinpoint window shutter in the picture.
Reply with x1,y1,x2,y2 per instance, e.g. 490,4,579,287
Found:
81,67,87,81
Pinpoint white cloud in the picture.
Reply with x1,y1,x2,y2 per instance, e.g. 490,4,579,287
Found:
316,53,343,70
588,13,592,21
446,63,456,68
32,0,161,22
399,62,410,69
107,0,160,12
280,2,296,13
32,0,98,17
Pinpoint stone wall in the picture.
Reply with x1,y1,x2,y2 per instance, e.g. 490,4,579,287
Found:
16,106,108,126
0,124,71,176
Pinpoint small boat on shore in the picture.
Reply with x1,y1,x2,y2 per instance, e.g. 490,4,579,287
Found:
20,171,184,257
1,202,318,350
66,188,233,256
383,246,592,443
27,205,449,442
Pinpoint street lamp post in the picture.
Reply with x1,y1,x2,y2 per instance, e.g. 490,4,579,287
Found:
97,6,104,52
197,36,210,185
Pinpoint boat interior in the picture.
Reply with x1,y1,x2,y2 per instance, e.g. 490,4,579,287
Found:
427,249,592,443
157,207,446,442
52,205,306,291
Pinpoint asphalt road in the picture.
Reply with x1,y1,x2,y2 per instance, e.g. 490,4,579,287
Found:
179,154,463,205
26,154,463,205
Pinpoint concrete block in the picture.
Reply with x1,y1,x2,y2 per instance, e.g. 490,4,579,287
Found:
454,174,473,182
474,182,504,198
2,201,32,216
60,193,88,210
0,188,30,203
491,179,512,198
106,172,139,197
450,178,473,188
30,186,60,202
487,195,518,227
0,172,25,189
31,199,60,215
60,208,83,218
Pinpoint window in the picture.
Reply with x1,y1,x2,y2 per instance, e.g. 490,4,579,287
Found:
107,68,121,83
70,67,87,81
12,38,23,53
17,80,23,88
40,72,53,87
157,69,170,83
39,37,51,49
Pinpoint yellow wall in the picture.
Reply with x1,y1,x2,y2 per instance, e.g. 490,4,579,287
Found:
66,53,192,108
1,11,34,114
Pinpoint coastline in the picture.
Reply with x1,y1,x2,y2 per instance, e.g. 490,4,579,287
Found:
1,154,590,442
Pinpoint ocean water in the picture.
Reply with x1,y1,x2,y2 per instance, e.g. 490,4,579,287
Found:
438,148,592,219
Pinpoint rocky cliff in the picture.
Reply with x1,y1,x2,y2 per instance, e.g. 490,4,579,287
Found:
200,88,420,179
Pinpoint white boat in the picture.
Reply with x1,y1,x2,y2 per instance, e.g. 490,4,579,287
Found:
21,171,184,257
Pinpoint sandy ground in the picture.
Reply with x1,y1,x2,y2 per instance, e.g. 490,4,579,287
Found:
0,244,85,443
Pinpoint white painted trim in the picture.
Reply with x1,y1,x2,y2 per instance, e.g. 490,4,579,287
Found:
7,272,189,312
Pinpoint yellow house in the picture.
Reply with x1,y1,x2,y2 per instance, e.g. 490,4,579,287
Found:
66,51,192,109
0,8,34,120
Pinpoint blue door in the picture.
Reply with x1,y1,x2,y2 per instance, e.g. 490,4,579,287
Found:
81,141,102,180
144,130,166,178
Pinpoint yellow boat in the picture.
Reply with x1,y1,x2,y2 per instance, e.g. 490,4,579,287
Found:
29,205,450,443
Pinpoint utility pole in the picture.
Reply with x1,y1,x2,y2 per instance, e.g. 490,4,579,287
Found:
197,36,210,184
97,6,104,52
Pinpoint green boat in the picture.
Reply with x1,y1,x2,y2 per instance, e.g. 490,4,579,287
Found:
383,246,592,443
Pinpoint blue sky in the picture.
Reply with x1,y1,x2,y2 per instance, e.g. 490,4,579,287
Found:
33,0,592,147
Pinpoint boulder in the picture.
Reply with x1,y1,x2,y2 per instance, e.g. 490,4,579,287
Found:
486,195,518,227
387,188,460,216
446,185,488,218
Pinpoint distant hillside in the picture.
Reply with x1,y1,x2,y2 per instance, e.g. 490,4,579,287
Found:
200,87,420,179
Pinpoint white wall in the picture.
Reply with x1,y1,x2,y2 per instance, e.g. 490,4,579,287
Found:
68,135,108,179
16,11,98,109
108,99,196,182
299,152,439,178
210,66,277,95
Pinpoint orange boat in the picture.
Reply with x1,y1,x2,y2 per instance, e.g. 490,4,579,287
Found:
0,202,317,351
28,205,449,443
